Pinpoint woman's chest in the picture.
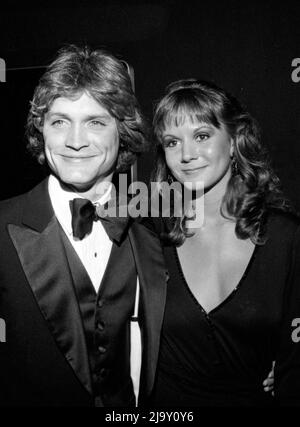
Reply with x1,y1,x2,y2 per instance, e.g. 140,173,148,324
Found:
176,228,256,313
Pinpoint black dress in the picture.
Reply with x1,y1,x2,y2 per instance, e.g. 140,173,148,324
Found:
146,212,300,406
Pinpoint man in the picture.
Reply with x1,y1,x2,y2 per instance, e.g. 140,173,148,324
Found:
0,45,168,407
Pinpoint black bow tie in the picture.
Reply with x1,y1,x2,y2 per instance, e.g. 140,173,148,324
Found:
69,198,130,242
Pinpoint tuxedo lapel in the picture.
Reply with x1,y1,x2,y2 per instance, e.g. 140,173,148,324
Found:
128,222,168,397
7,180,93,395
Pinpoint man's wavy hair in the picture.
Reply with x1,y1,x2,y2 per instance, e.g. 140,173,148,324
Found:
26,44,149,172
152,79,292,246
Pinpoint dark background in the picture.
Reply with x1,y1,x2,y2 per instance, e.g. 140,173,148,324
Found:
0,0,299,207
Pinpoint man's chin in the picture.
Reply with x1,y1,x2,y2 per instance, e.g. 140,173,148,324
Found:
69,183,94,193
56,175,113,195
56,176,95,193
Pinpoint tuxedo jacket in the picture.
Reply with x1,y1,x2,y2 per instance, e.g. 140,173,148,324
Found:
0,179,168,406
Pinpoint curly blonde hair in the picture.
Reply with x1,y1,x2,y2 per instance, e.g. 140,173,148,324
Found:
26,44,149,172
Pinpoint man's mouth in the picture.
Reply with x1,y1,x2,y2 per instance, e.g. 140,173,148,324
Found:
59,154,98,161
182,165,208,174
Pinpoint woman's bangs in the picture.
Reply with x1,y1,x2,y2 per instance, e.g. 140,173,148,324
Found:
162,97,221,130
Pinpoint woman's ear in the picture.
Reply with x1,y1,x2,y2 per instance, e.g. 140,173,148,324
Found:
230,139,234,158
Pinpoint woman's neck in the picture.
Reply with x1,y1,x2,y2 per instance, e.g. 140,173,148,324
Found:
190,169,232,228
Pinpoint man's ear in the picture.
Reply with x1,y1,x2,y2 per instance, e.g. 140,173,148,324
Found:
33,117,43,133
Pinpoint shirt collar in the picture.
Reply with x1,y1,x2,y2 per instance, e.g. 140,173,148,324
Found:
48,174,112,236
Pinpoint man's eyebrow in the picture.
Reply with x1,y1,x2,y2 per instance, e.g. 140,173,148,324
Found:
46,112,113,121
46,112,70,119
84,114,113,121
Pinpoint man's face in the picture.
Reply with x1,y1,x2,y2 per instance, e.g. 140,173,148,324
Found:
43,92,119,196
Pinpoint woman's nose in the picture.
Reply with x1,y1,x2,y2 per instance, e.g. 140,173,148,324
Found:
181,140,199,162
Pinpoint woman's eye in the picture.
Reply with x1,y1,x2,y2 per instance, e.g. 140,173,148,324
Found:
195,133,209,142
164,139,179,148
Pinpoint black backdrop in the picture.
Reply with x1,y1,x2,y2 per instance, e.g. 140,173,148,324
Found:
0,0,299,208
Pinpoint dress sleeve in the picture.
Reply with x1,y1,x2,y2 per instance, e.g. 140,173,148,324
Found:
275,225,300,405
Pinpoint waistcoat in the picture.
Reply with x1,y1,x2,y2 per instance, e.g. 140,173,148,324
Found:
60,230,137,406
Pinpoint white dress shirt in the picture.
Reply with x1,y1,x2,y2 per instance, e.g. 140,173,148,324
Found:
48,175,113,292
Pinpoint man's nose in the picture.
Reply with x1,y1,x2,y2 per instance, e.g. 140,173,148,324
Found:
181,140,199,162
66,125,89,150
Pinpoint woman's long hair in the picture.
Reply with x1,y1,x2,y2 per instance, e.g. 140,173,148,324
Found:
152,79,292,246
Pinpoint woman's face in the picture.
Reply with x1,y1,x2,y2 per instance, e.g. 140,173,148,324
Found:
162,117,233,192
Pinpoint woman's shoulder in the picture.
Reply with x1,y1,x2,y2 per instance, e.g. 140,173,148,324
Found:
264,209,300,245
266,208,300,230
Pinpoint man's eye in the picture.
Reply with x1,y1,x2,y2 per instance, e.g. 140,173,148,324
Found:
51,120,66,128
89,120,106,128
195,133,209,142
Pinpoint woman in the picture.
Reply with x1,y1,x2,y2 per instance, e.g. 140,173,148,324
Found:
146,79,300,406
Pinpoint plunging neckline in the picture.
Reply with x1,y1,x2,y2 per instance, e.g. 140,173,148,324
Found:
173,242,259,317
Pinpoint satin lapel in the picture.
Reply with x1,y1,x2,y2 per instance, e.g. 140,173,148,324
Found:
128,222,168,396
8,217,93,395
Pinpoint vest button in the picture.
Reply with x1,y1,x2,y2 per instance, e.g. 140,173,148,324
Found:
98,346,107,354
95,396,103,407
100,368,109,379
97,321,105,331
97,300,104,308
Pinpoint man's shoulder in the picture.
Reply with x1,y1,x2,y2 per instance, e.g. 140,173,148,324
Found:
128,217,168,274
0,192,27,224
0,179,48,225
130,216,164,238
